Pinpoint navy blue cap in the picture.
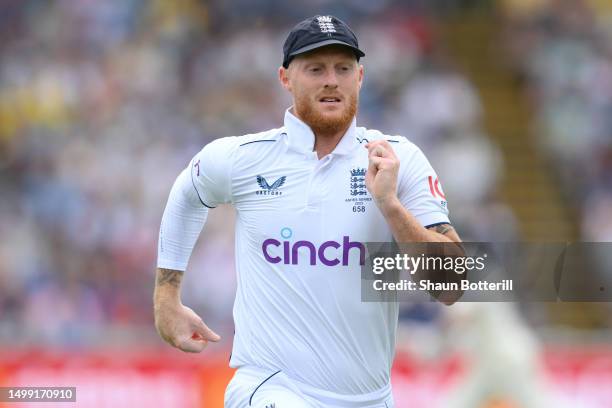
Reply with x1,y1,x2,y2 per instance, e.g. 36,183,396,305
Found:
282,15,365,68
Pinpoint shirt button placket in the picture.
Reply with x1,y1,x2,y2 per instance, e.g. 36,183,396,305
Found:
306,154,333,209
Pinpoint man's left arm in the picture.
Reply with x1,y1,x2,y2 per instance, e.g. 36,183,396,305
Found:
365,140,463,304
364,139,461,244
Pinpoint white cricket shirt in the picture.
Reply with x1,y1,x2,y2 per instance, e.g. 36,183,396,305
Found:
158,109,450,397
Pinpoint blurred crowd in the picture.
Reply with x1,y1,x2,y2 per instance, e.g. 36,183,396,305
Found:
0,0,606,349
501,0,612,241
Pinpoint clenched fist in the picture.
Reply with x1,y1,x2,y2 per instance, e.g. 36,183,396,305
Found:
364,140,400,207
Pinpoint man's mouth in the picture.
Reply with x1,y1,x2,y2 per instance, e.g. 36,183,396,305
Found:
319,97,342,104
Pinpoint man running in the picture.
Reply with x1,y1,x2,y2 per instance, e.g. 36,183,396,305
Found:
154,15,461,408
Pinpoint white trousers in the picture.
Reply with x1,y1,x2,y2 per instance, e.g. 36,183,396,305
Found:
224,365,395,408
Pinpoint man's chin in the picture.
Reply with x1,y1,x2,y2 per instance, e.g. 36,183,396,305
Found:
296,99,357,136
309,117,350,136
318,111,344,122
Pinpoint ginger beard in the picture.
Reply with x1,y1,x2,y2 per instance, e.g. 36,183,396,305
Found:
294,90,358,137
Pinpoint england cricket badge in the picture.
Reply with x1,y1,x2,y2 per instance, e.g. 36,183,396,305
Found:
346,167,372,213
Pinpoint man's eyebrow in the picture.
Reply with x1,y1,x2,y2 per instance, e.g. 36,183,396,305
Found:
303,58,355,67
303,60,324,66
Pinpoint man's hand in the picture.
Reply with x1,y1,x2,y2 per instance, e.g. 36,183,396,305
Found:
364,140,400,209
153,268,220,353
154,302,221,353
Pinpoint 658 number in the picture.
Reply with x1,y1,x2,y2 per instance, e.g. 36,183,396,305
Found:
352,205,366,213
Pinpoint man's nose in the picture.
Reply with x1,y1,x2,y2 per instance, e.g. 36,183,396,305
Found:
323,70,339,88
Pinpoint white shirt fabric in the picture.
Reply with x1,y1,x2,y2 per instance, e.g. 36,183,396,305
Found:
157,109,450,397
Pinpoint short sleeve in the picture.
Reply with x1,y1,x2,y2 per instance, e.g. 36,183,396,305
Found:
190,137,237,207
397,145,451,228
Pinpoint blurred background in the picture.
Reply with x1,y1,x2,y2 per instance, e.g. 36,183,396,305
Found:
0,0,611,407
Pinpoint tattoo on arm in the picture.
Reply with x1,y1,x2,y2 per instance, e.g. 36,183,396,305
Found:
156,269,184,287
430,223,454,236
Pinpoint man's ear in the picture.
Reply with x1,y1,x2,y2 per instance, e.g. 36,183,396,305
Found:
279,66,292,92
358,64,364,89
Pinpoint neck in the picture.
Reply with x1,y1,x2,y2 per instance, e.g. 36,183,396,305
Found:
312,125,350,159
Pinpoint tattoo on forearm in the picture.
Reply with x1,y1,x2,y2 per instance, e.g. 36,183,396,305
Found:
157,269,183,287
431,223,454,235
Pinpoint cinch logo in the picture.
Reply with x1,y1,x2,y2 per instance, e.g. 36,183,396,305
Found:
262,227,365,266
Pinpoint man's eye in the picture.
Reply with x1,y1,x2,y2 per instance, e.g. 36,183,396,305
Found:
310,67,321,73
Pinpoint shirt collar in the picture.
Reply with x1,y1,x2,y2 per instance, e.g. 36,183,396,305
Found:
283,107,359,156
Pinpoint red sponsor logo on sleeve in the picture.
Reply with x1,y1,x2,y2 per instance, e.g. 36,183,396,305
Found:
428,176,446,200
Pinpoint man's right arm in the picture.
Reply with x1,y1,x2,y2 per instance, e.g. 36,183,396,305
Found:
154,138,235,352
153,164,220,352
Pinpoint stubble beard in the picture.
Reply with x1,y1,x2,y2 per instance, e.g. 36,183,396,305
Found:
295,92,358,137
